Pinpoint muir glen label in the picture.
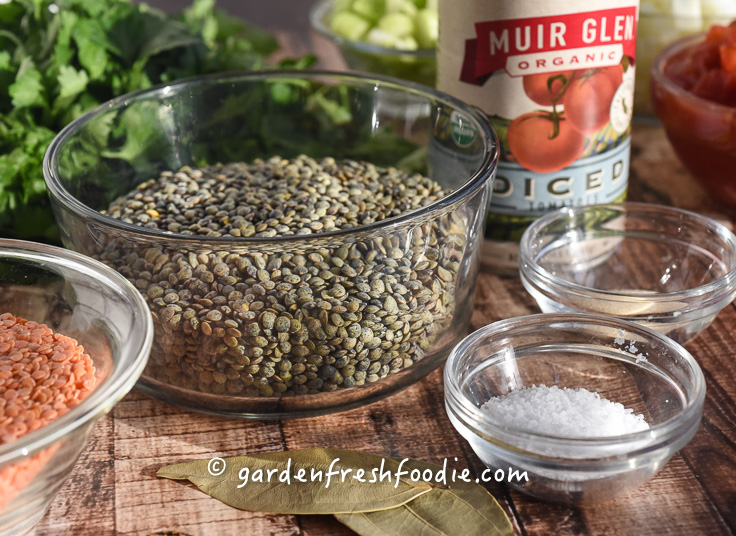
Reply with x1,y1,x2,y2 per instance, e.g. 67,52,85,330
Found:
437,1,639,273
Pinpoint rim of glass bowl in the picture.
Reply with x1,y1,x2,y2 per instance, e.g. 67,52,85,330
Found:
309,0,435,58
651,32,736,117
444,313,706,453
0,239,153,466
43,70,497,245
519,202,736,309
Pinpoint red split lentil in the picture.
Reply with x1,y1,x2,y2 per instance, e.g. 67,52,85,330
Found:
0,312,97,509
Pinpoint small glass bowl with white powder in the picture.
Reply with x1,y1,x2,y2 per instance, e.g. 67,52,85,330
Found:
444,313,705,504
519,203,736,345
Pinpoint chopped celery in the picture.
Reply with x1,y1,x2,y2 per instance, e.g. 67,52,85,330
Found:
366,28,402,48
333,0,353,11
378,12,415,37
351,0,386,22
398,36,418,50
366,29,418,50
386,0,418,16
330,11,371,41
415,9,438,49
327,0,438,50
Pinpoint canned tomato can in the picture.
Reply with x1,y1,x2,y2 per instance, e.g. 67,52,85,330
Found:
437,1,639,274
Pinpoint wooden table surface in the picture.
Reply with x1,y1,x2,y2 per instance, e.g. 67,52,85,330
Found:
30,2,736,535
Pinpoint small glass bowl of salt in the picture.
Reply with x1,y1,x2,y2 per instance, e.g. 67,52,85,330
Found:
444,313,705,504
519,202,736,345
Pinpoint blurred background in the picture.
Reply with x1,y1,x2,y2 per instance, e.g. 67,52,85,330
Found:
146,0,335,63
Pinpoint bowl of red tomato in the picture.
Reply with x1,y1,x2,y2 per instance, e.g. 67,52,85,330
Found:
651,23,736,209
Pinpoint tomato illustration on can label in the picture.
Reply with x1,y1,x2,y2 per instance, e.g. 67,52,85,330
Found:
502,62,632,173
488,57,635,214
522,70,572,106
563,65,624,134
506,110,585,173
437,1,639,271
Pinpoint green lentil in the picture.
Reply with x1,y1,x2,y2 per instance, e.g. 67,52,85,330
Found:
100,155,464,398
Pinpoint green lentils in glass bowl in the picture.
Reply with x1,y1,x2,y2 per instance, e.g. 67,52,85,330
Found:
43,70,498,419
101,156,457,396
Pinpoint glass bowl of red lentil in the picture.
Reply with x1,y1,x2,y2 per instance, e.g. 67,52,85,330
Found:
42,70,498,419
0,239,152,535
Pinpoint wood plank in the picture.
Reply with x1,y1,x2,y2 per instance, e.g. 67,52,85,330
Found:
471,273,538,328
111,391,290,535
679,310,736,533
23,2,736,534
31,413,115,535
281,368,523,534
509,453,729,535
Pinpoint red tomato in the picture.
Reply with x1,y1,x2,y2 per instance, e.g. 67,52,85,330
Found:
707,24,728,43
664,45,716,90
563,67,621,134
692,69,736,106
664,25,736,107
522,71,572,106
506,112,585,173
720,44,736,73
690,41,722,71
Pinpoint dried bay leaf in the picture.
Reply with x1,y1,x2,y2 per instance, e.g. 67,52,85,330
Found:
335,459,514,536
157,448,435,515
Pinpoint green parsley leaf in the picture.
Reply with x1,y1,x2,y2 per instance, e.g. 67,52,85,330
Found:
57,65,89,101
0,0,307,242
9,60,45,108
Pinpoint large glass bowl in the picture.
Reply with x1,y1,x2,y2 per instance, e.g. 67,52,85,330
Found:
43,70,498,419
519,203,736,345
310,0,436,87
0,239,152,536
445,313,705,504
651,33,736,210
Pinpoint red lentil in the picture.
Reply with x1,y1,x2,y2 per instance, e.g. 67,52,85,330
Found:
0,312,97,509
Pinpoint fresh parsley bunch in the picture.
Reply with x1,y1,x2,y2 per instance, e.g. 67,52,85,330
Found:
0,0,310,242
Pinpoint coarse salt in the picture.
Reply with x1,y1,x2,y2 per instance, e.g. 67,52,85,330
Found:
481,384,649,438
